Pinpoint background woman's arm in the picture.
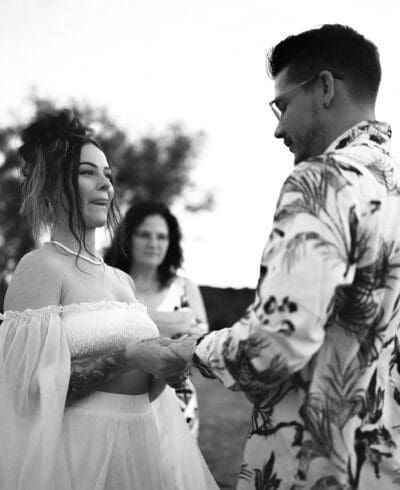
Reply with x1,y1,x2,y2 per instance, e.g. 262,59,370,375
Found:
148,278,209,337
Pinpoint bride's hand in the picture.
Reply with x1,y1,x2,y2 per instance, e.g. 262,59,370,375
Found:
167,336,197,363
154,337,175,346
125,341,188,380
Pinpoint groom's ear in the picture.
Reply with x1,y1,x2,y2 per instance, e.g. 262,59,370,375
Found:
318,70,336,109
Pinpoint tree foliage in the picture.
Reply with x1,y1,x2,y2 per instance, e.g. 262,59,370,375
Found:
0,94,211,310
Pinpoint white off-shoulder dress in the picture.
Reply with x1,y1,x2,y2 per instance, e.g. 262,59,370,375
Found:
0,301,218,490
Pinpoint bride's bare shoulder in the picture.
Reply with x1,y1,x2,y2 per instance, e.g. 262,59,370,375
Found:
4,247,63,312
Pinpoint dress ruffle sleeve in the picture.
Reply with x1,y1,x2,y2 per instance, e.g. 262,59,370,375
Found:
0,306,71,490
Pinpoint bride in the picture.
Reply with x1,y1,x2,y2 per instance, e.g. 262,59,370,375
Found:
0,109,217,490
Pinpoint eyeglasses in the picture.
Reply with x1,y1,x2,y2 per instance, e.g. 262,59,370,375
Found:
269,72,344,120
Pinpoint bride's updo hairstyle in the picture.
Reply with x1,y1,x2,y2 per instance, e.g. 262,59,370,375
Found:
18,108,119,245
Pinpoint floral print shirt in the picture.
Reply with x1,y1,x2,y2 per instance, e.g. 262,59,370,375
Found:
194,121,400,489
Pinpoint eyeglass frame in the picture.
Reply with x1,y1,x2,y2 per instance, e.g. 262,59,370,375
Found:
269,71,344,120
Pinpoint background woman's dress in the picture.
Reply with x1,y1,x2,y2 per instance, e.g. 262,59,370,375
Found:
155,275,201,438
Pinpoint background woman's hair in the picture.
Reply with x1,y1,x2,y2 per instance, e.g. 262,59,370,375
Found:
105,201,183,287
18,108,119,253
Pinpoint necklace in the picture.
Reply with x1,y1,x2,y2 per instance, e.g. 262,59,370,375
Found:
47,240,105,266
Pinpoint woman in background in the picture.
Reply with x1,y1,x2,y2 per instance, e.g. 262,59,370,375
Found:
0,109,217,489
105,201,208,438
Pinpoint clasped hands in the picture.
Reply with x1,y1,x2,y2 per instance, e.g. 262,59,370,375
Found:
127,335,198,388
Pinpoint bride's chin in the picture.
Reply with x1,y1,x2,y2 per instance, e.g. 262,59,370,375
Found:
83,217,108,229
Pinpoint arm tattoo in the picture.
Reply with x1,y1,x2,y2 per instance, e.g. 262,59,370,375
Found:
66,349,130,405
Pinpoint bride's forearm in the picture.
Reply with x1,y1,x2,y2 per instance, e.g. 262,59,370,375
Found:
66,341,189,405
66,349,131,405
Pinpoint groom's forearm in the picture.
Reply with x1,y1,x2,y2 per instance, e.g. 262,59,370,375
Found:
193,321,295,405
193,328,244,389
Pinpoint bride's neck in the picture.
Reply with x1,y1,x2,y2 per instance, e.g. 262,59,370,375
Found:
50,226,96,255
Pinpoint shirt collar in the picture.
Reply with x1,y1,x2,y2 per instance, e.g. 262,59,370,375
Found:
325,120,392,154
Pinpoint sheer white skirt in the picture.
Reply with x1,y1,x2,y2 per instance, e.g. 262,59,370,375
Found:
61,389,218,490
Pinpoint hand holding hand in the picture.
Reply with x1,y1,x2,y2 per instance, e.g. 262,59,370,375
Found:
125,340,189,381
167,336,197,363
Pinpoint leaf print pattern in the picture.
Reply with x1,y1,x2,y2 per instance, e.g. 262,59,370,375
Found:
221,333,293,403
310,475,345,490
194,121,400,489
319,354,365,433
327,241,400,367
254,453,282,489
239,453,282,489
365,157,400,195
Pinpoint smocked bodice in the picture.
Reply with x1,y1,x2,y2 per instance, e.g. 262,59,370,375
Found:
61,301,160,357
1,300,160,358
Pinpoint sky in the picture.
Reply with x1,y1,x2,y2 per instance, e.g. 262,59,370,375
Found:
1,0,400,287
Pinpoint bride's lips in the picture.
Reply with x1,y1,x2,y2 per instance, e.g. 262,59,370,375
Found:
90,199,109,207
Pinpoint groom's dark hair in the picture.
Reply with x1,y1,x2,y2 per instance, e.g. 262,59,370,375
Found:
267,24,381,104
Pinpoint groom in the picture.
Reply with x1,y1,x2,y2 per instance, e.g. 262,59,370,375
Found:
151,24,400,489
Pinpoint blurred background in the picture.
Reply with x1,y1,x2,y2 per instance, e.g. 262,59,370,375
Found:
1,0,399,487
